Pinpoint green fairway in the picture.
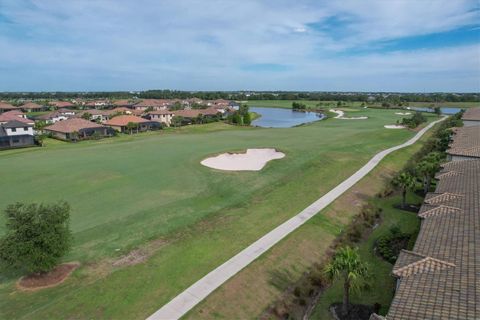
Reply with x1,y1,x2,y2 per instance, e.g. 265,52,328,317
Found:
245,99,479,109
0,108,435,319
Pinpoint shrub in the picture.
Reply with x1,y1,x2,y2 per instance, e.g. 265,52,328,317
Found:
0,202,72,274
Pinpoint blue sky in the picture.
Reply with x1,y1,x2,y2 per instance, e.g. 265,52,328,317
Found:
0,0,479,92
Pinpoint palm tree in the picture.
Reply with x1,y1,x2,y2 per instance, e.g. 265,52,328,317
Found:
392,172,415,209
325,246,369,315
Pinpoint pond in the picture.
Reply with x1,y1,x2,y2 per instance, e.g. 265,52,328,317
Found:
410,107,462,115
250,107,325,128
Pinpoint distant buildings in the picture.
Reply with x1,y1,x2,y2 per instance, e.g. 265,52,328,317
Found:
0,120,34,149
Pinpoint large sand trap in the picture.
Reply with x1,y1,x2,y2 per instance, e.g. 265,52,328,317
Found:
329,109,368,120
384,125,406,129
395,112,411,115
201,148,285,171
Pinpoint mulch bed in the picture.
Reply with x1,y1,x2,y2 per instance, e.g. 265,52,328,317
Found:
393,203,420,213
17,262,79,291
330,303,377,320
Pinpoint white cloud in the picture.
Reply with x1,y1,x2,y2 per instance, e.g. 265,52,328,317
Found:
0,0,478,91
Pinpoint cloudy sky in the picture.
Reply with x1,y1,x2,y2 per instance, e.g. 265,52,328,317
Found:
0,0,479,92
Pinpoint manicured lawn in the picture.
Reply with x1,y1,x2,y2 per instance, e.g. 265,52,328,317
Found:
184,123,433,320
244,99,479,109
0,108,434,319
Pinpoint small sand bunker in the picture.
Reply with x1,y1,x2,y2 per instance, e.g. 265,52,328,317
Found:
395,112,411,115
384,125,406,129
201,148,285,171
329,109,368,120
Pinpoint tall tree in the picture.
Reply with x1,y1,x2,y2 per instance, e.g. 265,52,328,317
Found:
416,152,441,194
392,172,415,209
0,202,71,274
325,246,369,314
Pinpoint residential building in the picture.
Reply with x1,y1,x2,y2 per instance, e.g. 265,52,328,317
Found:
105,115,160,133
462,107,480,127
0,110,35,125
44,118,111,141
20,102,48,112
133,99,169,111
35,111,70,124
146,110,175,126
50,101,75,109
77,109,110,123
446,126,480,161
0,120,35,149
0,102,18,113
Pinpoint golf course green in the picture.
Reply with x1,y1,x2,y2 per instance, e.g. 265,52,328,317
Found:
0,107,435,319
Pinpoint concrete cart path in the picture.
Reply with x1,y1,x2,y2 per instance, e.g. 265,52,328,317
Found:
147,117,446,320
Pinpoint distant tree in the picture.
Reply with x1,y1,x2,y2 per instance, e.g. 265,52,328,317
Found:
126,122,138,134
243,112,252,125
170,101,183,110
171,116,183,127
33,120,48,132
416,152,441,194
325,246,369,315
0,202,71,274
433,106,441,117
392,172,415,209
292,102,307,110
81,112,92,120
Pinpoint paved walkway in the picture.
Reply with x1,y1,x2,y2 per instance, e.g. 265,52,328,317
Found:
147,117,446,320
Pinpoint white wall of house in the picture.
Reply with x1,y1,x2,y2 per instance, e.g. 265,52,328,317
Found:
5,126,34,136
150,113,173,126
463,120,480,127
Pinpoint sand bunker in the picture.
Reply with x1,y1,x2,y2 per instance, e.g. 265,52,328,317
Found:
329,109,368,120
384,125,406,129
201,148,285,171
395,112,411,115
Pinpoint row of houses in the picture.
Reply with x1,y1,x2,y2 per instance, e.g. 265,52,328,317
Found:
0,98,235,114
0,100,234,149
372,108,480,320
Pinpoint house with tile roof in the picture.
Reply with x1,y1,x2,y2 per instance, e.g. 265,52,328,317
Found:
446,126,480,161
0,110,35,125
44,118,111,141
104,115,160,133
0,120,35,149
0,101,18,113
20,102,48,112
146,110,175,126
462,107,480,127
376,116,480,320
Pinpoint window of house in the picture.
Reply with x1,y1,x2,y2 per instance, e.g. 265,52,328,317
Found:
11,128,16,132
24,127,29,131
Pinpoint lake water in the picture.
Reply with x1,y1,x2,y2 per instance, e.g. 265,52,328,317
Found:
250,107,325,128
411,107,462,115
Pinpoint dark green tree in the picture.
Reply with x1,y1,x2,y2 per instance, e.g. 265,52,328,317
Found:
0,202,72,274
392,172,415,209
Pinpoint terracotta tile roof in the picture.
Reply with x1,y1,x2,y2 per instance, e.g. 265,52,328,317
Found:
147,110,175,115
45,118,104,133
50,101,75,108
393,250,456,278
462,107,480,121
104,115,150,126
112,99,133,106
0,101,18,110
76,109,109,116
20,102,44,110
134,99,170,107
172,108,220,118
0,110,34,124
446,126,480,159
386,158,480,319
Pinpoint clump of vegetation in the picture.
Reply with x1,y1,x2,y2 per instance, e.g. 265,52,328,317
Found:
292,101,307,110
391,172,415,209
400,111,426,128
228,104,251,125
0,202,72,275
376,225,411,264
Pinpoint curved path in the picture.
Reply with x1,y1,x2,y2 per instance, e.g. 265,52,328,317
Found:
147,117,446,320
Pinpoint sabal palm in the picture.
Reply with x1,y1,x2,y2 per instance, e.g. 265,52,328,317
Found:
392,172,415,208
325,246,369,314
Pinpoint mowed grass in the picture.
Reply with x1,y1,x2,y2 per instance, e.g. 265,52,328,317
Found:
245,99,479,109
184,124,433,320
0,108,434,319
